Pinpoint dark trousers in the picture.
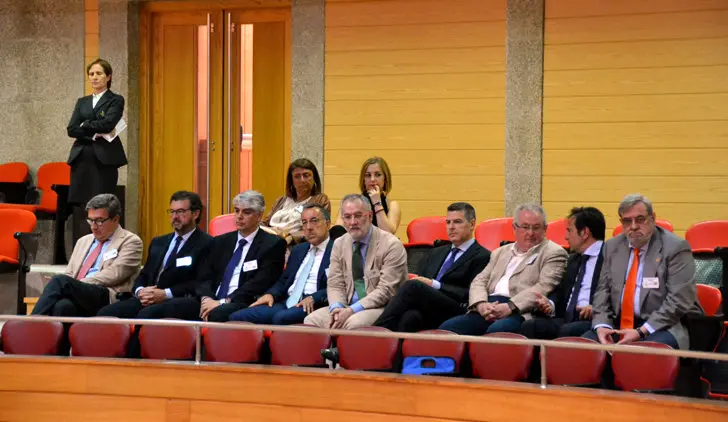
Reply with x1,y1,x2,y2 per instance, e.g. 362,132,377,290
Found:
207,302,248,322
374,280,466,332
520,317,592,340
97,297,202,320
229,301,312,325
439,295,523,335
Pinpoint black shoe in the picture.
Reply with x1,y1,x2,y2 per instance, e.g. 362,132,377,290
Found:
321,347,340,365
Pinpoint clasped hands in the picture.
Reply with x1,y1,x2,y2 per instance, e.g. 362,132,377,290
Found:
475,301,511,321
137,286,167,306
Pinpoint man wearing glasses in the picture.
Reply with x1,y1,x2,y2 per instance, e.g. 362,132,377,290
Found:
304,194,407,329
587,194,703,349
440,203,567,335
32,194,142,351
98,191,213,320
229,203,333,325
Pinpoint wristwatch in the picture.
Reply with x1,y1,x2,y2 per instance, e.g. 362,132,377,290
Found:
507,300,519,314
637,328,647,339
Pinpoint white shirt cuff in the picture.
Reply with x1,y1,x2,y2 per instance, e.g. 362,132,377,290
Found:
642,322,655,334
134,286,143,297
165,288,173,299
431,280,441,290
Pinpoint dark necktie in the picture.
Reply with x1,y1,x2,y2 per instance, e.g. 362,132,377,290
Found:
436,248,461,280
565,254,590,323
352,241,367,300
217,238,248,300
164,235,184,270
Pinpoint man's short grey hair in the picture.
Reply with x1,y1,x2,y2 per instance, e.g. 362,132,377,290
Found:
232,190,265,214
513,203,547,226
340,194,371,212
85,193,122,218
618,193,654,217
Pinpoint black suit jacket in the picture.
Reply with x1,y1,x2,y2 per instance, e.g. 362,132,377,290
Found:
196,229,287,306
551,247,604,319
417,241,491,304
133,230,214,297
267,240,333,305
66,90,128,167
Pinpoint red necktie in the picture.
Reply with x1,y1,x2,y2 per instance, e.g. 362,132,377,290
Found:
620,248,640,330
77,241,105,280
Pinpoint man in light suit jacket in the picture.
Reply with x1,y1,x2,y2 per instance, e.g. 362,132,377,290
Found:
230,204,333,325
305,194,407,329
375,202,490,332
97,191,213,320
440,203,568,335
33,194,142,318
587,194,703,349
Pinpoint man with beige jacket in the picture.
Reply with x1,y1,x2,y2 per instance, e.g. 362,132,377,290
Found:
32,193,143,318
305,194,407,329
440,203,567,335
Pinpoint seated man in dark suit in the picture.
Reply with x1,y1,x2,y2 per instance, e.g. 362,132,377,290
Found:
196,190,287,322
229,203,333,325
97,191,213,320
521,207,605,339
374,202,491,332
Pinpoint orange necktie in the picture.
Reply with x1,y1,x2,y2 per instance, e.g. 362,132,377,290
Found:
620,248,640,330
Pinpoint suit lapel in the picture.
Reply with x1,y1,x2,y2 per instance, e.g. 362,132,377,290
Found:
589,246,604,303
440,243,473,277
639,232,663,310
93,90,112,111
488,244,515,291
176,230,199,258
99,226,126,271
510,242,544,278
364,227,378,274
244,230,264,265
613,237,631,314
317,240,334,286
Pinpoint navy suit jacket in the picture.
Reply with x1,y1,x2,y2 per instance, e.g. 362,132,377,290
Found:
267,240,333,305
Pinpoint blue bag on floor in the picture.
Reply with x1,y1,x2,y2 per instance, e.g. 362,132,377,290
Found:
402,356,456,375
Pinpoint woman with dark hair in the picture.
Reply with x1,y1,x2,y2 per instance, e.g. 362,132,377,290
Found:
335,156,401,234
262,158,330,245
66,59,127,226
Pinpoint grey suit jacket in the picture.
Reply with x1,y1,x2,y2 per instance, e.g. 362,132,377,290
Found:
64,225,143,304
591,226,703,349
468,239,568,317
327,226,408,310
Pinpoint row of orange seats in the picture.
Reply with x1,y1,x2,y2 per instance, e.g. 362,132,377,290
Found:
0,319,678,392
0,162,70,215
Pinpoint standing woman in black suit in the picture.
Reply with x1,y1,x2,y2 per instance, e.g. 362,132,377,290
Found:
66,59,127,237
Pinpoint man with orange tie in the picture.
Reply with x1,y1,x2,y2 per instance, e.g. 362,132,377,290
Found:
587,194,703,349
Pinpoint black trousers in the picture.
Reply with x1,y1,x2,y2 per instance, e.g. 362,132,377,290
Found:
97,296,202,320
520,316,592,340
32,274,110,317
374,279,466,333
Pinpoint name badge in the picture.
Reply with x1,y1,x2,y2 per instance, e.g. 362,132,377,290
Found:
176,256,192,267
642,277,659,289
527,255,537,265
243,260,258,272
103,249,118,261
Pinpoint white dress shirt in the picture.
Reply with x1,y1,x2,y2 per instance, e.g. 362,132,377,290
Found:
217,229,258,302
288,238,330,297
92,90,107,108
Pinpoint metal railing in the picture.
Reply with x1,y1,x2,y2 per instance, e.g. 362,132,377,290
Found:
1,314,727,389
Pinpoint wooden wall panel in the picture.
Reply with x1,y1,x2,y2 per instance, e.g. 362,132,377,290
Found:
543,0,728,235
324,0,507,239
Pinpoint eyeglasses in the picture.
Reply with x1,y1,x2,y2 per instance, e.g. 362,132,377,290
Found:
620,215,651,226
301,217,323,227
342,213,368,222
87,217,112,226
514,223,545,232
167,208,191,216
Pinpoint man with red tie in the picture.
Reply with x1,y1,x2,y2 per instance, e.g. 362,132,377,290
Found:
587,194,703,349
32,193,142,318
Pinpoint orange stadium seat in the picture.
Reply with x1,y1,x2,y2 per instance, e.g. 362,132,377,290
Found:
469,333,533,382
209,213,236,236
139,322,197,360
402,329,466,372
0,162,31,204
612,219,674,237
545,218,569,249
475,217,514,252
1,320,63,355
269,325,331,367
0,209,38,314
545,337,606,386
338,327,398,371
696,284,722,317
406,216,448,245
69,320,131,358
204,322,265,363
0,162,70,214
686,220,728,253
612,342,679,392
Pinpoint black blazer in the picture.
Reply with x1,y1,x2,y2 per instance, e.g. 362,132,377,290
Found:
267,240,333,305
551,247,604,319
133,230,214,297
196,229,287,306
417,241,491,304
66,90,128,167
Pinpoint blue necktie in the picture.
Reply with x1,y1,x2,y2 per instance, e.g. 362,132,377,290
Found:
217,238,247,300
164,235,184,270
436,248,461,280
565,254,589,323
286,247,317,308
